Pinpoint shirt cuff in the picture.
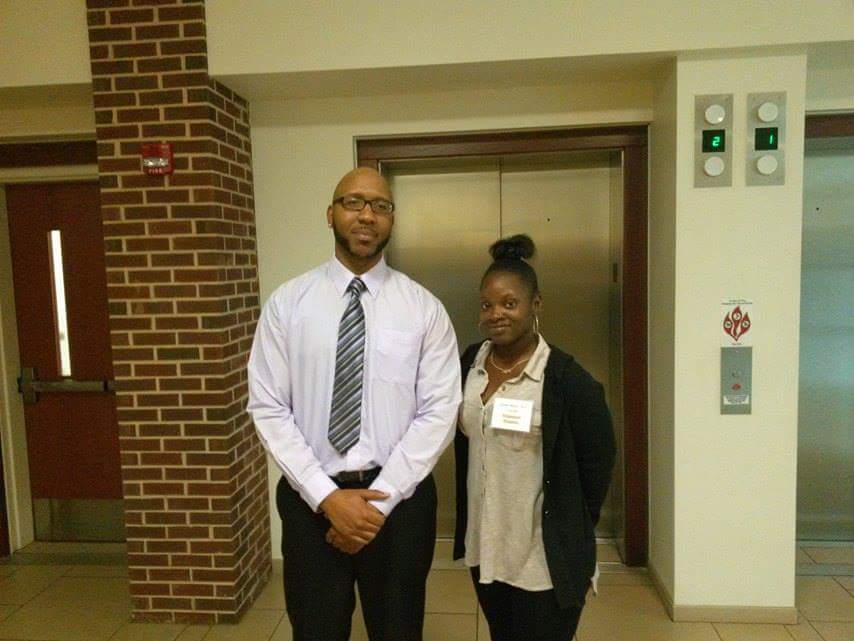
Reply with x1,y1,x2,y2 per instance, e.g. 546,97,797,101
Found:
301,469,338,513
368,476,402,516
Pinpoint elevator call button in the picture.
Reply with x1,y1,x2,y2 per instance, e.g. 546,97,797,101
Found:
704,156,725,177
756,155,778,175
705,104,727,125
757,101,779,123
747,92,786,186
695,94,733,188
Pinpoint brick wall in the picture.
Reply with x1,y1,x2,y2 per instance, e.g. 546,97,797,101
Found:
86,0,271,624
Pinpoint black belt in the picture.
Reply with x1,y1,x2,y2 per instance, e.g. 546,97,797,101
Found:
332,467,381,485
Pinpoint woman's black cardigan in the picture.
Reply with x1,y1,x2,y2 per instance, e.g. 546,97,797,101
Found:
453,341,616,608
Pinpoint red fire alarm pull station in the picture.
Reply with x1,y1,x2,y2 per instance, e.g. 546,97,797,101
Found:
141,142,173,175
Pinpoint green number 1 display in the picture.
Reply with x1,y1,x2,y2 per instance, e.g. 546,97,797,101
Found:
702,129,726,152
755,127,779,151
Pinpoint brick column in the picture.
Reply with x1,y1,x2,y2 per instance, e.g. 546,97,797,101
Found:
86,0,271,624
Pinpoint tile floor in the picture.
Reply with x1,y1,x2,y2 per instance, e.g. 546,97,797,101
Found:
0,541,849,640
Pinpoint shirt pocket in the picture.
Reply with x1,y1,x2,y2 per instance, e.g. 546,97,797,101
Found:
494,409,543,452
374,328,421,385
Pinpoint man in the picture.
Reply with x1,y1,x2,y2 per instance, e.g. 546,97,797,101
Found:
248,167,461,641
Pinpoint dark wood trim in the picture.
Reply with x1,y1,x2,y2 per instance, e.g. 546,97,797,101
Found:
621,144,648,566
357,125,648,166
0,141,97,169
357,125,649,566
805,113,854,139
0,437,9,557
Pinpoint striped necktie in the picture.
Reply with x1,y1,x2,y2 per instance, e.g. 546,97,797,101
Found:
328,277,367,454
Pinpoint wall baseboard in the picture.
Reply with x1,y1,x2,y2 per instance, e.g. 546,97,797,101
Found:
648,562,675,618
671,605,798,625
648,562,797,624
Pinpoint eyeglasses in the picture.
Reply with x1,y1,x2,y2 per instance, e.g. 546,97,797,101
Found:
333,196,395,215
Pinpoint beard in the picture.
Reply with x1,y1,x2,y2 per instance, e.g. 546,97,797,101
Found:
332,220,390,261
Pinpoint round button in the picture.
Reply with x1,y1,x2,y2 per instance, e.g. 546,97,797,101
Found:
704,156,725,177
704,104,726,125
756,155,778,175
757,101,779,123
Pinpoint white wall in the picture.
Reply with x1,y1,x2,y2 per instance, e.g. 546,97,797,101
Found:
207,0,854,77
648,61,678,600
671,53,806,609
0,0,90,88
806,42,854,112
0,85,95,140
250,80,653,554
806,65,854,112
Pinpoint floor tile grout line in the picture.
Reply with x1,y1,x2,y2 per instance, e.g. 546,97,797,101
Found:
266,610,285,641
800,547,821,564
831,575,852,592
105,620,190,641
100,619,127,641
783,622,802,641
802,616,830,641
16,566,69,611
0,603,23,623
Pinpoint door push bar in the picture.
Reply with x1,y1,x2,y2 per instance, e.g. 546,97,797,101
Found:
17,367,115,404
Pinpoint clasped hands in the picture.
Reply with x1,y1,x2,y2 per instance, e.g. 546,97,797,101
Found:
320,488,388,555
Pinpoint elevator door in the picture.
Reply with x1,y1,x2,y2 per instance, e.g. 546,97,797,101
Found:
798,138,854,540
386,151,624,543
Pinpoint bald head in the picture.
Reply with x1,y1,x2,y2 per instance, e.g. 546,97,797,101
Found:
332,167,392,202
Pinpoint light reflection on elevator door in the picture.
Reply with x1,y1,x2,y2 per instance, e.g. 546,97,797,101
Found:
386,151,623,543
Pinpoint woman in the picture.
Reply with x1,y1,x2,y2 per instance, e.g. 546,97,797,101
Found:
454,234,616,641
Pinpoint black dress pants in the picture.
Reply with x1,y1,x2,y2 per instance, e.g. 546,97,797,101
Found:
277,474,437,641
471,567,583,641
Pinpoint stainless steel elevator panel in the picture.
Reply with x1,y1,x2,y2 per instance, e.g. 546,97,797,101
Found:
798,140,854,541
500,151,621,537
608,152,626,553
386,152,623,540
387,163,501,537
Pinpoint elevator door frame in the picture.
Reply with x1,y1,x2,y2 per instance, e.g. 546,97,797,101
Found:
356,125,650,566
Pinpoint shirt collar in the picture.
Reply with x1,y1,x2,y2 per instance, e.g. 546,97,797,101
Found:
328,255,388,298
473,334,549,382
522,335,549,382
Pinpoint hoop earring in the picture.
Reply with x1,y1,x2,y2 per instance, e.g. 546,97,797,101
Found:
476,318,487,336
533,315,540,335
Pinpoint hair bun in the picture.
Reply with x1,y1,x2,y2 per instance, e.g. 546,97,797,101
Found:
489,234,535,262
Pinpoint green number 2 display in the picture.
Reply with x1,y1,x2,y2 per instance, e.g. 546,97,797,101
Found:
702,129,726,153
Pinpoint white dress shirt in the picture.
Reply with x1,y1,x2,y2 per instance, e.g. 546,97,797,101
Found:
247,256,462,515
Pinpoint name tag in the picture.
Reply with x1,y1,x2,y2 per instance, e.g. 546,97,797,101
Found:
490,398,534,433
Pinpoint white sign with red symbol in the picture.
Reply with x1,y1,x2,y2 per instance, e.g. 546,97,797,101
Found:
721,299,753,347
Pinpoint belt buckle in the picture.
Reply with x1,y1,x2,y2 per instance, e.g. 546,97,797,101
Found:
335,468,377,483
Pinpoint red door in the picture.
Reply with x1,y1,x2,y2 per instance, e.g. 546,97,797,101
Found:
6,182,123,541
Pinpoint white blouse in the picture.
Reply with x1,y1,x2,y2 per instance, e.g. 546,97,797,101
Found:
460,337,553,590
